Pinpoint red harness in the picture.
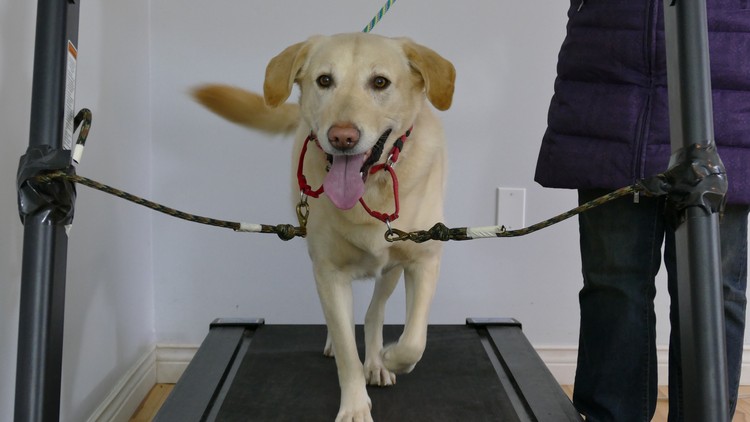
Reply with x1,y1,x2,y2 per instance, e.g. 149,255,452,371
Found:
297,128,411,223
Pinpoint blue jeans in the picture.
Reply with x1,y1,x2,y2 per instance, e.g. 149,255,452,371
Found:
574,189,749,421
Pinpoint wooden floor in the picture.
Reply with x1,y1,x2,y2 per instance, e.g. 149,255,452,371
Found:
131,384,750,421
130,384,173,422
559,385,750,422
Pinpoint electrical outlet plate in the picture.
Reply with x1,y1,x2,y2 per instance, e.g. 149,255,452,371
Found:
496,188,526,230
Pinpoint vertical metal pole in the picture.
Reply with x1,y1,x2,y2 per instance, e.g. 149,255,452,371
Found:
663,1,729,420
15,0,80,421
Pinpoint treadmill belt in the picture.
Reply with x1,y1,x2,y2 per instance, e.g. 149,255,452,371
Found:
216,324,508,421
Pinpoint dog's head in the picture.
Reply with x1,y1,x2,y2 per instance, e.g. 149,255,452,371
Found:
264,33,455,209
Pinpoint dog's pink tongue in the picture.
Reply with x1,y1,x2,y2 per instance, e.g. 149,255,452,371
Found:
324,154,367,210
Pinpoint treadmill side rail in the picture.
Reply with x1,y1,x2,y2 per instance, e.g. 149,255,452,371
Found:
154,319,264,422
468,318,583,421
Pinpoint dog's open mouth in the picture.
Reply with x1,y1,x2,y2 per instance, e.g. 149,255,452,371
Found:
323,129,392,210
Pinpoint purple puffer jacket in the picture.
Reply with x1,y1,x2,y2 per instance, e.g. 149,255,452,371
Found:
535,0,750,204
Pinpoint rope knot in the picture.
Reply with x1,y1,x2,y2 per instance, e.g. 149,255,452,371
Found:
428,223,451,241
274,224,298,241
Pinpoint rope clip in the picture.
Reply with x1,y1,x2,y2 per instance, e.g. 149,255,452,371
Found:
385,226,411,242
296,192,310,229
385,217,394,237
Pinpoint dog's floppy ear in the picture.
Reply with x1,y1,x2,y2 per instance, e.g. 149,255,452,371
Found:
264,41,311,108
402,41,456,111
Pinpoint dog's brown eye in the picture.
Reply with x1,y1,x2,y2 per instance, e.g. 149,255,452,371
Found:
371,76,391,90
317,74,333,88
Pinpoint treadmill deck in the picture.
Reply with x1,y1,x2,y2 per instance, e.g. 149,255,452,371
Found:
155,319,582,422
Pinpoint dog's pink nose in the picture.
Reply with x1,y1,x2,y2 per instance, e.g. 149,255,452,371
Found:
327,124,360,151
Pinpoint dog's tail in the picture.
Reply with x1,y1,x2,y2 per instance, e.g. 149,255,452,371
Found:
192,84,299,135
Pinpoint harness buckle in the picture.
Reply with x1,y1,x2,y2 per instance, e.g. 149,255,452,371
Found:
386,154,396,168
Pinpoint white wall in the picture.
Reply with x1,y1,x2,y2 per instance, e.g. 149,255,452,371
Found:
0,1,34,418
0,1,154,421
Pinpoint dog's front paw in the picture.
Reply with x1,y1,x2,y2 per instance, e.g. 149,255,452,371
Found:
364,356,396,387
336,386,373,422
381,343,422,374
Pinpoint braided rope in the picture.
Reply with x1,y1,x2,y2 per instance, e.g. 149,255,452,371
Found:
37,168,641,243
385,185,644,243
470,184,641,239
36,169,645,243
34,171,305,240
39,109,646,243
363,0,396,33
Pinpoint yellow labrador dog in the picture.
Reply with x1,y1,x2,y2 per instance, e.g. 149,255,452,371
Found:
194,33,454,422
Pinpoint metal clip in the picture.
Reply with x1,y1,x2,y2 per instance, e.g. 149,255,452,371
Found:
296,192,310,229
384,227,411,242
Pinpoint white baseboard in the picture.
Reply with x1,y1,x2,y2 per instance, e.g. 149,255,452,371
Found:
538,346,750,386
89,343,750,421
87,347,157,422
535,346,579,385
86,344,198,422
155,344,199,384
537,346,671,385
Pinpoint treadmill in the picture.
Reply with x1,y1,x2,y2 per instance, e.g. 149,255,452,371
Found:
154,318,582,422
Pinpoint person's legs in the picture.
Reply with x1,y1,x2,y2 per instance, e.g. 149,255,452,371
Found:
664,204,748,420
721,204,749,415
574,189,666,421
663,217,682,421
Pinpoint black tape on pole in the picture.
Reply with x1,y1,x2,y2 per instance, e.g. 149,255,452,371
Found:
17,147,76,226
638,142,727,224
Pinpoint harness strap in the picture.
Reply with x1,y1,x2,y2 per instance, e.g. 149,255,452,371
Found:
296,134,325,198
297,128,411,223
359,165,399,223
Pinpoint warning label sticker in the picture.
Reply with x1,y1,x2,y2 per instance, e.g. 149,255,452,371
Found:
63,41,77,151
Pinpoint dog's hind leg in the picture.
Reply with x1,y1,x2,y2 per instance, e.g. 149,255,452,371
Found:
364,266,402,386
382,256,440,374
